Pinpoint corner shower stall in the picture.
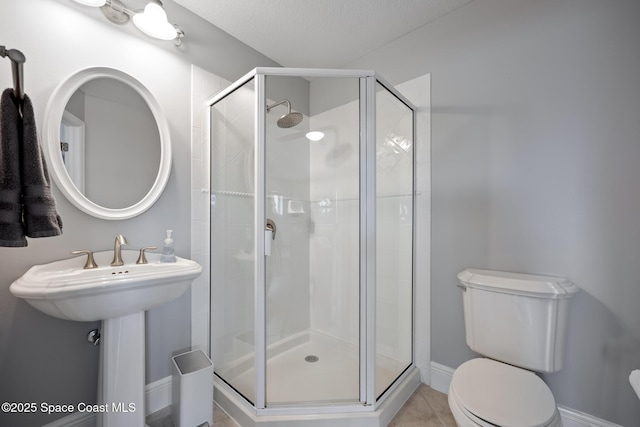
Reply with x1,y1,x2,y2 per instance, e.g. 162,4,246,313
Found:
208,68,416,424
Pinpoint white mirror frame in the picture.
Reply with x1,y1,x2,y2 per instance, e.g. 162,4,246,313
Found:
43,66,171,220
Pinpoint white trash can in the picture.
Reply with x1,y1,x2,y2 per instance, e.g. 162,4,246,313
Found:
172,349,214,427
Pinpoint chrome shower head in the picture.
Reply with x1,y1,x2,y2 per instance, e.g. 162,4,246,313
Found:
267,99,303,128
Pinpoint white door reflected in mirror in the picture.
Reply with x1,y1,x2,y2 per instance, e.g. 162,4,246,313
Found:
60,110,85,194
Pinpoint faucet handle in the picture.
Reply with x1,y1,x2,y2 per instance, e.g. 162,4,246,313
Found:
136,246,157,265
71,250,98,269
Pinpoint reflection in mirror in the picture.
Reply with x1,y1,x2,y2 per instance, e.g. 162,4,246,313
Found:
61,78,161,209
43,67,171,220
60,110,85,193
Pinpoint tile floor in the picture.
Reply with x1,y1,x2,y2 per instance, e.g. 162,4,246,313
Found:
388,384,457,427
146,384,457,427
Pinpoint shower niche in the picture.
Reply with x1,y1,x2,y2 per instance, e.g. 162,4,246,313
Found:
209,68,417,425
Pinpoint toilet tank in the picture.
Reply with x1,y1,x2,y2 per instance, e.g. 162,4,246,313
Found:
457,268,579,373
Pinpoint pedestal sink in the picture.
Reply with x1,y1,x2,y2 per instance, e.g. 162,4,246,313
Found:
10,250,202,427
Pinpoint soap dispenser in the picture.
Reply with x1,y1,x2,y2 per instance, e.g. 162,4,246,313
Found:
160,230,176,263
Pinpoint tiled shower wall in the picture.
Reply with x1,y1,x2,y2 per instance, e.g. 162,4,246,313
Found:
308,84,416,365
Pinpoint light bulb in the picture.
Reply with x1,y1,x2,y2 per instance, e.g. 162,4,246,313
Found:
306,131,325,142
132,0,178,40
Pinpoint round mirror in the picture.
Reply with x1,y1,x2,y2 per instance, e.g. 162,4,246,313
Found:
43,67,171,220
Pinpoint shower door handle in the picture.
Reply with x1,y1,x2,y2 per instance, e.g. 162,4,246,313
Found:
265,219,276,256
266,219,276,239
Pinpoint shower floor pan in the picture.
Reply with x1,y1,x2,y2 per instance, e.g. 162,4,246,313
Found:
214,330,420,426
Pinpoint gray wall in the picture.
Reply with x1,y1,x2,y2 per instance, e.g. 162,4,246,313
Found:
0,1,277,425
345,0,640,424
3,0,639,425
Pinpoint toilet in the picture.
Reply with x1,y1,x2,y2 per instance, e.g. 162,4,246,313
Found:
449,268,579,427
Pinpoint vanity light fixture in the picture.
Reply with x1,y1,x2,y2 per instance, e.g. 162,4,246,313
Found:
72,0,185,44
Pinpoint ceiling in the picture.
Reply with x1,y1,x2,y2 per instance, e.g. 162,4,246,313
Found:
173,0,473,69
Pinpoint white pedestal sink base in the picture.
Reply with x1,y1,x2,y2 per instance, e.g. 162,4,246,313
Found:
99,312,147,427
8,251,202,427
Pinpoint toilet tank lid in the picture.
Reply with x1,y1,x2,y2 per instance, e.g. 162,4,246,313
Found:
458,268,579,298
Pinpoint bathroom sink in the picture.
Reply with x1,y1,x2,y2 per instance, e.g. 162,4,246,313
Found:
10,248,202,426
9,250,202,321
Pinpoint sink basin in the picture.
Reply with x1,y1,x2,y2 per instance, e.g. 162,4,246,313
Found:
10,250,202,321
10,249,202,427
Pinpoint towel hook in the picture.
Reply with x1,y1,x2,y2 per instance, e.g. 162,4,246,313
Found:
0,45,25,101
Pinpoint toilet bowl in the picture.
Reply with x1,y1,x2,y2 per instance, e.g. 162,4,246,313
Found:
448,358,562,427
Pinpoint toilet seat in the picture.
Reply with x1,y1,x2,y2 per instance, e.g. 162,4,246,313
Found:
449,391,499,427
449,358,559,427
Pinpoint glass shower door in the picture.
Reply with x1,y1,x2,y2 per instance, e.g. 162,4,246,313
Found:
210,78,257,404
263,75,362,405
375,81,414,397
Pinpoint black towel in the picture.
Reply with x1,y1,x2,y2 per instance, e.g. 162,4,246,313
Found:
20,91,62,238
0,88,26,246
0,88,62,247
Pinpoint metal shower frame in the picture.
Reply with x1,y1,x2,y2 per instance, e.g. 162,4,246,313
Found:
207,67,418,417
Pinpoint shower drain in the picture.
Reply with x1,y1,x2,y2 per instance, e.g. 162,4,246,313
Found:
304,355,319,363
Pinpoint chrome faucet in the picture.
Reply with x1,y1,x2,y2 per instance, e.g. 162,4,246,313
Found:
110,234,128,266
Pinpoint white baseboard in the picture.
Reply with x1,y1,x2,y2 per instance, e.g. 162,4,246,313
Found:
557,406,623,427
429,361,455,394
429,361,622,427
42,411,95,427
43,376,173,427
145,375,173,415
